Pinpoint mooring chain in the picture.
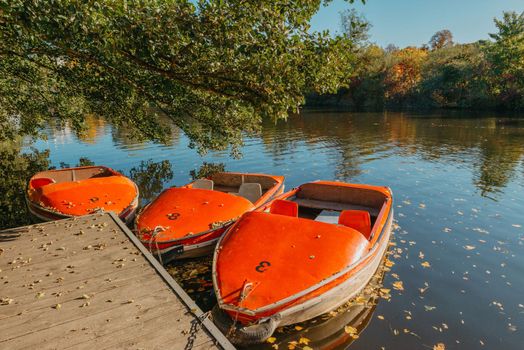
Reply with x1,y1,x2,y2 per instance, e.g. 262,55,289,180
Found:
184,311,211,350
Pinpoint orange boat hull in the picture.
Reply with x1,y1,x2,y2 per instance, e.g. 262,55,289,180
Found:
212,181,393,345
26,166,139,224
135,172,284,262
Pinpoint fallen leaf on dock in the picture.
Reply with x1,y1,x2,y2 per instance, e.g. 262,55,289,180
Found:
1,297,14,305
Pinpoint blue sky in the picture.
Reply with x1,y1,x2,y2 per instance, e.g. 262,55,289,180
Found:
311,0,524,47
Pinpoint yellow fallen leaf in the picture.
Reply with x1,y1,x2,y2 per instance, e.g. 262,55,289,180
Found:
421,261,431,268
385,259,395,267
393,281,404,291
377,315,385,320
294,325,303,331
433,343,445,350
267,337,277,344
298,337,310,345
344,325,357,334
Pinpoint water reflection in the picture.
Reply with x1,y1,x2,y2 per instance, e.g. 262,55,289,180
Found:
128,159,174,205
260,111,524,197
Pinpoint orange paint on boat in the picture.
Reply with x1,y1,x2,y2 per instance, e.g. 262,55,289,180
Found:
27,166,139,222
137,188,254,246
135,172,285,261
216,211,369,311
213,181,393,331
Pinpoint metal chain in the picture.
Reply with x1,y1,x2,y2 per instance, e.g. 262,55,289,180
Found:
184,311,211,350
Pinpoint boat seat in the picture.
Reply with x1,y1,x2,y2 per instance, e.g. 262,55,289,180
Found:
270,199,298,217
192,178,214,190
31,178,56,189
338,210,372,239
238,183,262,204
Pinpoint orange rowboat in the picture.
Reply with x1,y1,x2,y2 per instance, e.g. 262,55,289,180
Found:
26,166,139,224
135,172,284,263
211,181,393,345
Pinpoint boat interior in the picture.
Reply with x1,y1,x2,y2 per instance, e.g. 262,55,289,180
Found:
269,182,388,240
30,167,116,189
191,173,280,204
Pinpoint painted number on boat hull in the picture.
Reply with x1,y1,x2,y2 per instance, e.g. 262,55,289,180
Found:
255,261,271,273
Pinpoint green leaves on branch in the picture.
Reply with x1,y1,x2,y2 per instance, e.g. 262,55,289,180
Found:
0,0,359,153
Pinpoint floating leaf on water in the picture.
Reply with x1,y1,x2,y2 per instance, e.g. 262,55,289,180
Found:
392,281,404,291
421,261,431,268
512,224,521,228
377,315,385,320
464,245,476,251
384,259,394,267
424,305,436,311
294,325,303,331
433,343,445,350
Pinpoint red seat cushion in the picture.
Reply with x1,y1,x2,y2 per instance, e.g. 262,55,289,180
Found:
270,199,298,217
338,210,371,239
30,178,55,189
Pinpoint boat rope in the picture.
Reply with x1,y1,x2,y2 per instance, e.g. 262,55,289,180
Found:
148,226,166,265
227,279,258,337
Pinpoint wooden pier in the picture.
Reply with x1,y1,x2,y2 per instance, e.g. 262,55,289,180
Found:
0,212,234,350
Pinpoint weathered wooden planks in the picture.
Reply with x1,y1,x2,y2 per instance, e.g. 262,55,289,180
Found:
0,212,234,350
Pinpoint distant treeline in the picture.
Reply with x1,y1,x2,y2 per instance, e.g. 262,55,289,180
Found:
308,11,524,111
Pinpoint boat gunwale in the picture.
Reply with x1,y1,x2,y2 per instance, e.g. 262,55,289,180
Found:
135,174,285,246
212,182,393,317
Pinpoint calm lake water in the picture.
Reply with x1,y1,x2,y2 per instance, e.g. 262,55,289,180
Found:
29,110,524,349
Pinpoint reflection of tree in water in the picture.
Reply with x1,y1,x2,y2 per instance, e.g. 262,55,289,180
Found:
260,111,524,196
260,111,391,181
0,141,49,229
475,136,524,198
128,160,174,206
111,113,181,149
189,162,226,180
